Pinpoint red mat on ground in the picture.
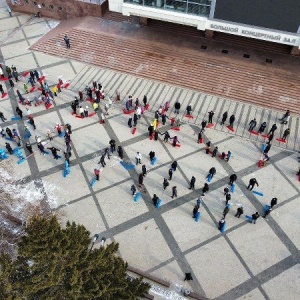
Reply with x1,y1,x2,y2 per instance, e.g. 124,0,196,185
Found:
170,143,181,147
227,125,235,132
132,127,137,135
88,112,96,117
22,71,29,77
34,101,43,106
145,103,150,110
199,138,203,144
100,120,105,124
64,82,70,89
29,86,36,93
276,138,287,143
45,103,52,110
38,87,43,91
298,174,300,182
261,134,268,138
71,111,75,115
150,133,154,140
185,114,194,119
0,77,8,81
250,130,259,135
123,108,134,114
258,160,263,168
206,123,214,128
76,115,84,119
218,154,228,158
1,92,7,99
38,75,46,83
87,99,94,103
171,127,180,131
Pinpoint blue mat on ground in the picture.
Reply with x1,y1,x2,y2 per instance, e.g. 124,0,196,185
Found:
11,116,21,121
253,190,264,196
24,133,31,140
56,155,62,159
5,137,14,141
195,211,201,222
12,147,20,154
120,161,135,170
220,222,226,233
134,192,141,202
207,174,212,182
150,157,157,166
261,144,266,152
230,183,235,193
264,204,271,212
63,168,70,177
59,132,65,138
17,158,27,164
245,215,253,221
43,150,50,155
90,178,96,187
156,199,162,208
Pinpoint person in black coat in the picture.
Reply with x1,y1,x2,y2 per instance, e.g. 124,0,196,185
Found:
229,114,235,127
221,111,228,125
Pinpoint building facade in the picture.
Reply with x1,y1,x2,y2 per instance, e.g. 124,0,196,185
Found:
108,0,300,54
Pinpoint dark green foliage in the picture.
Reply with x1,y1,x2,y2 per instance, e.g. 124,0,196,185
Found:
0,216,150,299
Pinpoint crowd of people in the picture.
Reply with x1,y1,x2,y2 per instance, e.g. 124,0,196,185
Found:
0,60,295,232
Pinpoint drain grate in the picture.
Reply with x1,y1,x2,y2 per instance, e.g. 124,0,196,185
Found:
201,45,207,50
222,49,228,54
266,58,273,63
243,54,250,58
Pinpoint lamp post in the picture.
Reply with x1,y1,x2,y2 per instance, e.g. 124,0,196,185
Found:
100,237,106,248
89,234,99,252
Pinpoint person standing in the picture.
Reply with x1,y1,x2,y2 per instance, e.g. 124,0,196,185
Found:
235,206,244,218
226,150,232,162
212,146,218,157
163,131,170,143
208,111,214,123
64,35,71,48
152,194,159,206
6,127,13,139
202,183,209,195
8,77,14,88
208,167,216,179
193,204,200,218
168,168,173,180
148,124,154,137
223,204,230,218
47,147,60,159
225,193,231,205
248,118,257,131
12,69,19,82
5,142,13,154
229,174,237,185
198,128,204,143
6,5,12,17
221,111,228,125
149,150,155,162
131,184,136,195
171,186,177,199
171,160,178,171
282,128,290,140
99,154,106,167
163,178,169,191
29,116,36,129
25,141,33,154
142,165,147,177
117,146,123,159
0,111,7,122
16,107,23,119
247,178,259,191
251,212,260,224
189,176,196,190
135,152,142,165
270,197,278,208
205,141,211,154
229,114,235,127
109,139,116,153
201,120,207,130
172,136,179,147
0,83,4,96
138,173,144,187
94,168,100,181
268,124,277,136
258,121,267,134
174,101,181,114
264,142,272,154
133,113,138,127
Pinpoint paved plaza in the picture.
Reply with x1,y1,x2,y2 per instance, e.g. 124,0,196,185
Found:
0,5,300,300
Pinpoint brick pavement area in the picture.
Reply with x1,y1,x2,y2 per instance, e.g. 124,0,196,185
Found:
0,5,300,300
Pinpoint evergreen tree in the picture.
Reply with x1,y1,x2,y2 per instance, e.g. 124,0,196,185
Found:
0,216,150,299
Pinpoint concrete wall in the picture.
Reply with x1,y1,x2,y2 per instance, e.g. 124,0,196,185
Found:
9,0,108,19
